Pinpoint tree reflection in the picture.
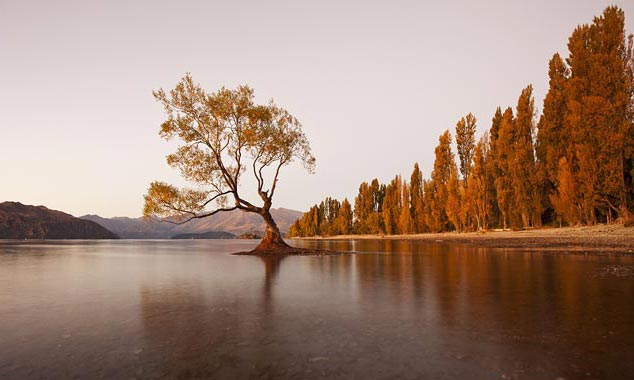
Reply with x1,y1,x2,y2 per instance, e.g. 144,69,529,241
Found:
135,242,634,379
258,255,285,315
138,255,288,378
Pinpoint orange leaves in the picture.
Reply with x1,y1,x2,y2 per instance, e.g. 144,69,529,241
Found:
145,74,314,224
428,130,456,231
456,113,477,181
550,157,579,226
143,181,210,221
283,6,634,235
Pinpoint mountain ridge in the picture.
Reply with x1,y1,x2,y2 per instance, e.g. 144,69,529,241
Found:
80,207,302,239
171,231,235,240
0,202,119,239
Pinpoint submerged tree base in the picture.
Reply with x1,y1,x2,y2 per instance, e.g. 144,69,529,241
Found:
233,245,344,256
234,231,345,256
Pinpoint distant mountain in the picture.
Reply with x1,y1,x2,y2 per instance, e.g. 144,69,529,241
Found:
234,232,262,240
81,208,302,239
171,231,235,240
79,215,174,239
0,202,119,239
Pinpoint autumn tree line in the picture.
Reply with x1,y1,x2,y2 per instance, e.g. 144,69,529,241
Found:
289,7,634,237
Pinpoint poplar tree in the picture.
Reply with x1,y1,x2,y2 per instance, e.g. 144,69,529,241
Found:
353,179,385,234
429,130,456,231
336,199,354,235
291,6,634,234
397,181,412,234
494,108,515,229
456,113,477,180
562,7,633,223
354,182,374,234
486,107,504,228
422,179,436,232
512,85,539,228
550,157,579,226
455,113,477,230
409,163,426,233
446,168,462,231
288,219,301,237
382,175,403,235
536,53,570,187
468,134,491,230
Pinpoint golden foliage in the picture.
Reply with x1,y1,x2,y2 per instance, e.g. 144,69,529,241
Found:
144,74,314,234
290,6,634,236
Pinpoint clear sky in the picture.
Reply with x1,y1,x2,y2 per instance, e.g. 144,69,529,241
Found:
1,0,633,217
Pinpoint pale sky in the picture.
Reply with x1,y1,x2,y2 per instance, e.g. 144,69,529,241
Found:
1,0,633,217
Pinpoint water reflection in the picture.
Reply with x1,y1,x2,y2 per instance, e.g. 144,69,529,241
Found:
260,256,283,314
137,255,295,378
295,240,634,379
0,240,633,379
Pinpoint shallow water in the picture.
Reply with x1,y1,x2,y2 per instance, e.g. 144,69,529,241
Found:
0,239,633,379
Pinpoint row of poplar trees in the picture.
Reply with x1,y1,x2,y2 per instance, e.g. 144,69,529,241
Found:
289,6,634,237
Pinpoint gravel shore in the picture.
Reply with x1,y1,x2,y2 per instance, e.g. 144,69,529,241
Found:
297,224,634,254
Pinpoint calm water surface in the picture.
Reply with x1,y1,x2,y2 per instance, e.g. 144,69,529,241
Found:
0,239,633,379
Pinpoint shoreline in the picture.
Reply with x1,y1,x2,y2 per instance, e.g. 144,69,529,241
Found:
292,224,634,254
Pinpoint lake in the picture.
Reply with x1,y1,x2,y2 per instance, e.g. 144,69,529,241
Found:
0,239,633,379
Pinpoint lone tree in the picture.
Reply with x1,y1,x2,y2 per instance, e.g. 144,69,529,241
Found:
143,74,315,253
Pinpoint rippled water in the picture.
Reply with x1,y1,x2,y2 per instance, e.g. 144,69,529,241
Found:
0,239,633,379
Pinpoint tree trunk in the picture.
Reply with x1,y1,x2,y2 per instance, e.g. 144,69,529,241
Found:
254,209,290,252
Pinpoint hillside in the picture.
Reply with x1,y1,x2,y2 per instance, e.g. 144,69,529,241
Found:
79,215,173,239
0,202,119,239
81,208,302,239
171,231,235,240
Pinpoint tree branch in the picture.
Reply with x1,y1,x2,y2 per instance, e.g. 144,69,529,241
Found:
201,190,233,208
156,206,240,225
213,150,237,192
252,151,264,191
234,192,261,212
269,158,287,200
